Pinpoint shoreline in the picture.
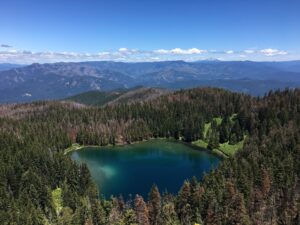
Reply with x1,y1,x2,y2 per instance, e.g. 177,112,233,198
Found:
64,137,165,155
64,137,228,158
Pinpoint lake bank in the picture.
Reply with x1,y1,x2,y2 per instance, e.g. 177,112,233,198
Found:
64,137,231,158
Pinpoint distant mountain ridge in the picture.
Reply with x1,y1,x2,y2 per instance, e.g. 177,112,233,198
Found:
0,60,300,103
0,63,25,71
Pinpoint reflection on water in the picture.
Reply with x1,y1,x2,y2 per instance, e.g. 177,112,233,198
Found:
71,139,220,198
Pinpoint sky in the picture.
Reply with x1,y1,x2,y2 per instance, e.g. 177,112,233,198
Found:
0,0,300,63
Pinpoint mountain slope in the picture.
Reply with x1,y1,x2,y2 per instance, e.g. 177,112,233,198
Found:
0,63,135,103
66,86,171,106
65,90,121,106
106,87,171,105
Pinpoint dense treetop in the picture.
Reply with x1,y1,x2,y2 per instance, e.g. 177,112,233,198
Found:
0,87,299,224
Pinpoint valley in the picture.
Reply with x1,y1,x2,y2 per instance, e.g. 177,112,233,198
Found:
2,0,300,224
1,87,299,224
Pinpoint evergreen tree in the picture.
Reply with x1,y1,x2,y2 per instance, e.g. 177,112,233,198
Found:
134,195,150,225
148,184,161,225
176,181,192,225
219,116,231,143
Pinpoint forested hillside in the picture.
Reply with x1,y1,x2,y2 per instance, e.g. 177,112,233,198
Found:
0,87,299,224
65,86,170,106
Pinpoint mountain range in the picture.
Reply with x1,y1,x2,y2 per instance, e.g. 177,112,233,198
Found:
0,60,300,103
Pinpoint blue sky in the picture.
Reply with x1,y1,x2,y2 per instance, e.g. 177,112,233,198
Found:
0,0,299,63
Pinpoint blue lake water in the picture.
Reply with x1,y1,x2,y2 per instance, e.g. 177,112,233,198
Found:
71,140,220,198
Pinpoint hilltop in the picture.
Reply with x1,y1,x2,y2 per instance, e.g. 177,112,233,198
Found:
65,86,171,106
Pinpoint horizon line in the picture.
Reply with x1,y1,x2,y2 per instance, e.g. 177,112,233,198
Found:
2,58,300,65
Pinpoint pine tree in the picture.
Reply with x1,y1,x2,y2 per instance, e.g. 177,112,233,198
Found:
91,200,107,225
230,120,243,144
219,116,231,143
161,202,180,225
108,198,123,225
159,192,179,225
134,195,150,225
148,184,161,225
177,181,192,224
207,128,219,150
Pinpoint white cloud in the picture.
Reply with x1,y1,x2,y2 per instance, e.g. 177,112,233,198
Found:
118,47,128,52
170,48,185,54
118,48,140,55
154,49,170,54
8,49,18,53
154,48,207,55
187,48,207,54
260,48,287,56
97,52,110,56
0,50,118,64
244,50,255,54
0,47,293,64
171,48,207,54
150,57,160,61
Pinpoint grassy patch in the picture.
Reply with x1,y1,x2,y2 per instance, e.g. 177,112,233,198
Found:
203,123,211,139
192,139,208,148
230,113,237,120
212,149,229,158
217,137,246,156
193,134,247,158
201,115,246,157
214,117,222,125
52,187,63,214
64,143,83,155
192,139,229,158
203,117,222,139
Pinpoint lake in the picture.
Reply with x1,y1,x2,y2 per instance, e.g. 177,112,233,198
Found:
71,140,220,198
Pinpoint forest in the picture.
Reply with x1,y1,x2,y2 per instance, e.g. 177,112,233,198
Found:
0,87,299,224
